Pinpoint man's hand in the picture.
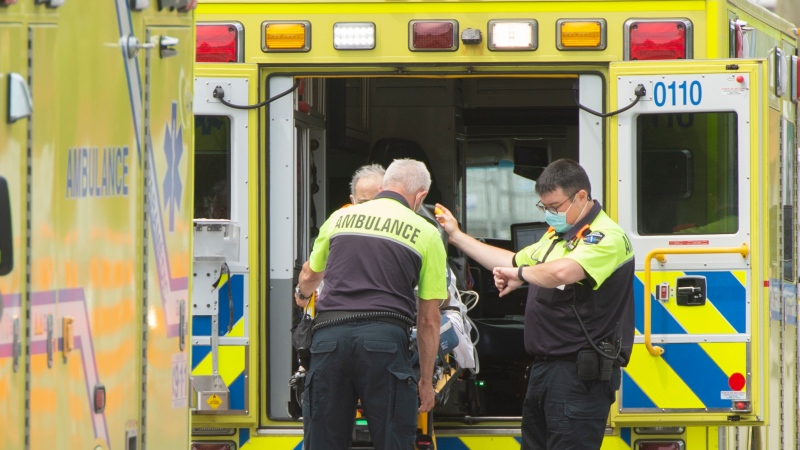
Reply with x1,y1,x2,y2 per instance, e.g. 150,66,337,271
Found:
493,267,525,297
294,291,312,308
418,380,436,413
433,203,461,239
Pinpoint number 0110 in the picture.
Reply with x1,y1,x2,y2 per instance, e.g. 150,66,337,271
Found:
654,80,702,107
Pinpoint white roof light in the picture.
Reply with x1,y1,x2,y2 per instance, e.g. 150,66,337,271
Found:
333,23,376,50
488,20,537,51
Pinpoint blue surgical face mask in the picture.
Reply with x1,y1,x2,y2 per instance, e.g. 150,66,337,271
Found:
545,197,589,233
545,209,572,233
544,198,576,233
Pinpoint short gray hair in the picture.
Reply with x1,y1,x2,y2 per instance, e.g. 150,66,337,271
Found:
383,159,431,195
350,164,386,197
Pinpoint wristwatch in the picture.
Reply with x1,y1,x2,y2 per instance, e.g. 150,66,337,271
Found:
517,264,529,285
294,285,312,300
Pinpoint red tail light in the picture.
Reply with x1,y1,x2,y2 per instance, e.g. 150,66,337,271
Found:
636,441,684,450
409,21,458,51
625,19,692,60
196,23,243,63
191,443,233,450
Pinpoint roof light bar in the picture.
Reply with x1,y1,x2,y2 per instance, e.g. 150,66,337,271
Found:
409,20,458,51
196,23,244,63
488,20,537,51
262,21,311,52
557,19,606,50
624,19,693,60
333,22,376,50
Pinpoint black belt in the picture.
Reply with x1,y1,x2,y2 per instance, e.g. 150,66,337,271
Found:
312,310,414,333
531,353,578,362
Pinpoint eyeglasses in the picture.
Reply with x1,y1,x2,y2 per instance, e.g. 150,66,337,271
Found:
536,192,577,215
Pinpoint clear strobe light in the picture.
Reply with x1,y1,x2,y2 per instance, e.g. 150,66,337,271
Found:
334,23,376,50
488,20,537,51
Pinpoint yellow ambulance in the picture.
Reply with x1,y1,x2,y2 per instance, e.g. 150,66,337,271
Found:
0,1,194,449
190,0,799,448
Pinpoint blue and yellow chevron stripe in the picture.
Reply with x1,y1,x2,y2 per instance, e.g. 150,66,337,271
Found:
623,271,747,411
192,274,248,410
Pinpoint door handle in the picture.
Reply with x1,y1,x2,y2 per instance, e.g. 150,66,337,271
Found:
125,35,156,59
160,36,180,58
643,244,749,356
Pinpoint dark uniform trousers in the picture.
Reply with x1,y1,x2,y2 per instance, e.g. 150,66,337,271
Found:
302,321,418,450
522,360,622,450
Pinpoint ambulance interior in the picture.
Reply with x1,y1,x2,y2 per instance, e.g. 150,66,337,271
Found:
295,76,578,419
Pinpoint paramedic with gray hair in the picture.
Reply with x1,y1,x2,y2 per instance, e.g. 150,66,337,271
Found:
294,158,447,449
349,163,385,205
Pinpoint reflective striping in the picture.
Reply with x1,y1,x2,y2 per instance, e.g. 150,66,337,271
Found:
191,274,244,338
627,270,749,409
699,341,746,384
619,428,632,447
634,278,687,335
436,437,470,449
623,342,746,409
621,369,657,408
623,343,705,408
191,318,246,386
239,436,303,449
458,436,522,448
686,271,747,332
651,272,737,334
660,343,738,408
636,271,747,336
600,430,632,450
235,434,633,448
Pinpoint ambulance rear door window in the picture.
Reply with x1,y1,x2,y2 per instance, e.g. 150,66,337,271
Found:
636,112,739,236
194,115,232,219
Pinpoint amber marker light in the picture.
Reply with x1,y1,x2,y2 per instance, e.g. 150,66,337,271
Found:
557,20,606,50
262,21,311,52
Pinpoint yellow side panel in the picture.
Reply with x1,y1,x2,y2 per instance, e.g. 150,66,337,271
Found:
0,20,27,450
28,24,63,450
144,23,194,450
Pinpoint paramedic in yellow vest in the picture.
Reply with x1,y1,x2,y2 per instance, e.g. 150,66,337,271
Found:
435,158,634,450
294,158,447,450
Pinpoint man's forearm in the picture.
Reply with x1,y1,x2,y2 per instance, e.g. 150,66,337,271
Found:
449,230,515,270
297,261,324,296
416,314,439,389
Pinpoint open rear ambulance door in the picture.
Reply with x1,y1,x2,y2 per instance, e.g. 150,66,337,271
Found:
608,60,762,425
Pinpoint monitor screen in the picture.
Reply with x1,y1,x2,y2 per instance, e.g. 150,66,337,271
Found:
511,222,549,252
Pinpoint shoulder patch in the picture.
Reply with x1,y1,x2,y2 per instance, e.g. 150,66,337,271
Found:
583,231,605,245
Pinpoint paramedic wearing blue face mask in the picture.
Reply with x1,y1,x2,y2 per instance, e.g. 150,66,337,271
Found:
435,158,634,450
